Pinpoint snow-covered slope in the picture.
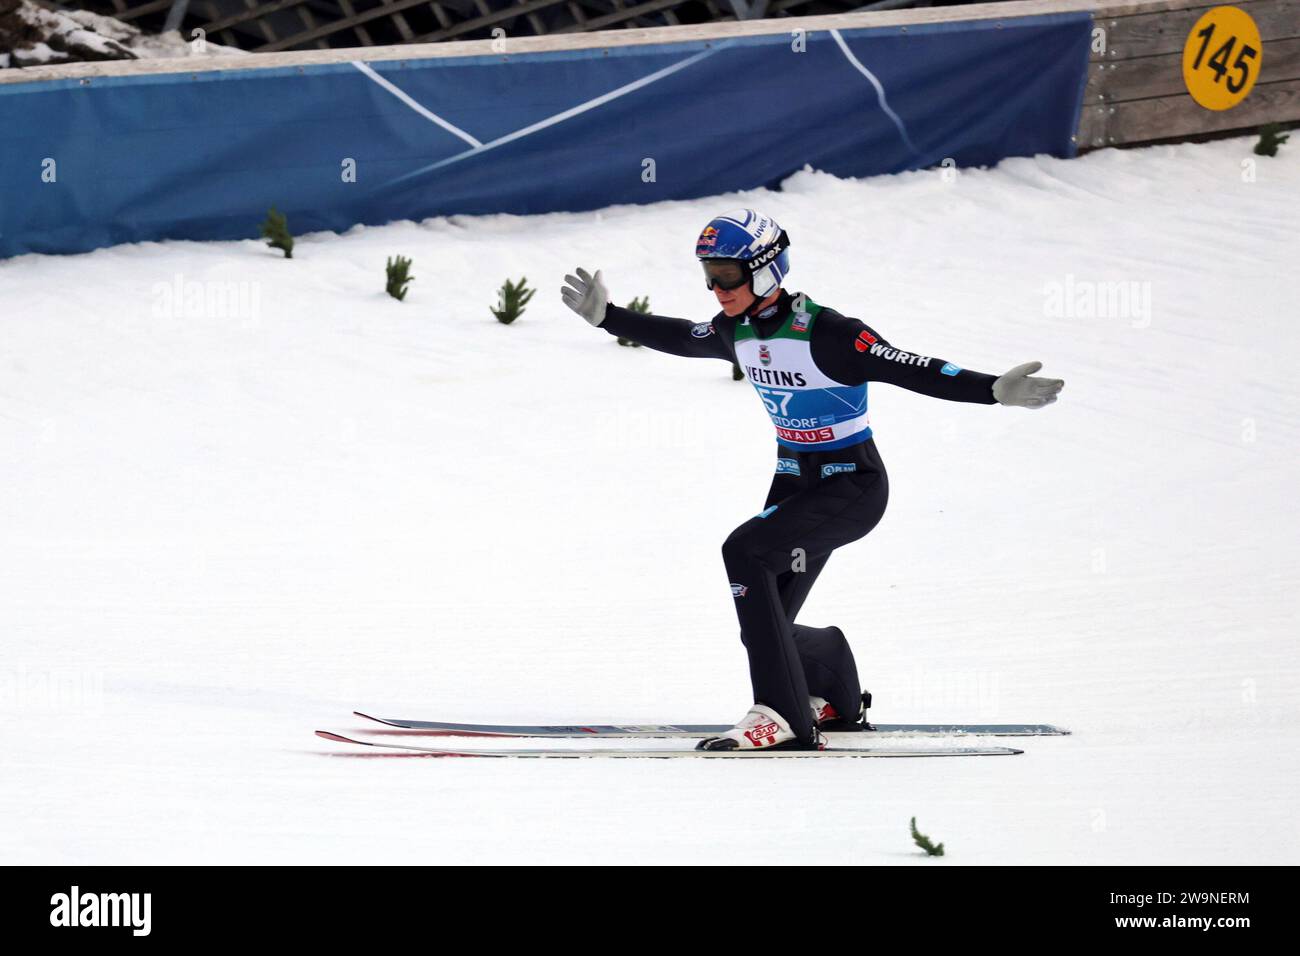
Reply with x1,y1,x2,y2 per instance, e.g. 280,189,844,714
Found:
0,137,1296,864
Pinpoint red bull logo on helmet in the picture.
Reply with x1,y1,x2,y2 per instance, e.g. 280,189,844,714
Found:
695,226,719,254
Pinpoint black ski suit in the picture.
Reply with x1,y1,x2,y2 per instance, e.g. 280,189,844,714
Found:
601,289,999,743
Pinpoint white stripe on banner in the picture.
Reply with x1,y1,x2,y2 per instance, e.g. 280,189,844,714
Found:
829,30,919,155
386,45,722,187
352,61,484,148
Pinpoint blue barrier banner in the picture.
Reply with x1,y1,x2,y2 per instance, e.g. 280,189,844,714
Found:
0,14,1091,258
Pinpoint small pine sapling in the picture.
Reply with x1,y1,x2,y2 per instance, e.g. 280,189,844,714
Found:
386,255,415,301
910,817,945,857
259,208,294,259
492,277,535,324
1255,123,1291,157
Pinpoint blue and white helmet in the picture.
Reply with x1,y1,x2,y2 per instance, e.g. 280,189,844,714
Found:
694,208,791,299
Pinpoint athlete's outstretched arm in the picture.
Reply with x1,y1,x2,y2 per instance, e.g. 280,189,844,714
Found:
815,311,1063,408
561,267,731,361
601,305,732,360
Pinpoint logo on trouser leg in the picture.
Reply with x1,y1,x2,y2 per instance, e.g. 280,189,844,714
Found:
730,583,749,597
820,462,856,477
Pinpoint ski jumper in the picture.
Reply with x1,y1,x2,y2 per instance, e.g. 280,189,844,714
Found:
601,289,999,744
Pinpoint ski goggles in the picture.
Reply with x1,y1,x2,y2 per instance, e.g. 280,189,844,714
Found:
700,229,790,291
701,259,750,291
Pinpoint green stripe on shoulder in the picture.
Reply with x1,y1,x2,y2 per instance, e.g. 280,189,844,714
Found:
733,293,825,342
786,293,823,339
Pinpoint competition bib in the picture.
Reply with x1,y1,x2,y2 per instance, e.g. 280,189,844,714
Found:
733,296,871,451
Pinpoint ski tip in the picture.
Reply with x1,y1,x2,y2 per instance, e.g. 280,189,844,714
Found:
317,730,369,745
353,711,405,727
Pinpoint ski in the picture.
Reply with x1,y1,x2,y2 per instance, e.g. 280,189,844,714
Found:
318,730,1023,759
353,711,1069,739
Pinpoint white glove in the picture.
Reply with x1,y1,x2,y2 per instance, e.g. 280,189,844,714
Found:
560,267,609,327
993,361,1064,408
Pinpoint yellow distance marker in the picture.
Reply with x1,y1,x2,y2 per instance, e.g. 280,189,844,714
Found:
1183,6,1264,111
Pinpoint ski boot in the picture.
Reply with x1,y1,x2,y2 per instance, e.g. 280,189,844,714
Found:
695,704,825,751
810,690,876,732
